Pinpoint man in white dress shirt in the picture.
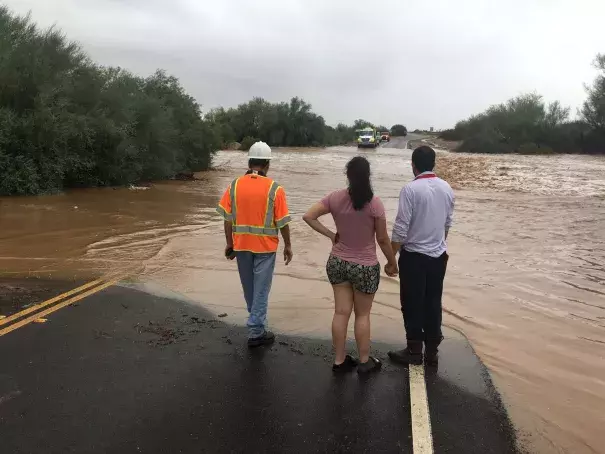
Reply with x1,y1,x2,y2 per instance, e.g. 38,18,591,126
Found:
387,145,455,366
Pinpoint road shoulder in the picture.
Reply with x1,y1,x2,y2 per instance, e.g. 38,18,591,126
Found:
0,284,519,453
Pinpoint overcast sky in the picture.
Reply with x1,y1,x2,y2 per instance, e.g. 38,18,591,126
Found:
4,0,605,129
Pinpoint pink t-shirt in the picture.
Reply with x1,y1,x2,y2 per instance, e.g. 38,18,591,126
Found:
321,189,385,266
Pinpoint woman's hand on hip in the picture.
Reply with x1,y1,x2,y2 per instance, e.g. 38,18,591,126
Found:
330,232,339,246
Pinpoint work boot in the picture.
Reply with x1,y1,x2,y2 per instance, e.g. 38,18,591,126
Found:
247,330,275,348
424,336,444,367
388,341,423,365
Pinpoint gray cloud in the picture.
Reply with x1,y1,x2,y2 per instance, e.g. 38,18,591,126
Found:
5,0,605,128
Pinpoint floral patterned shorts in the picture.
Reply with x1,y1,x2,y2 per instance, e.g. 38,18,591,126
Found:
326,255,381,294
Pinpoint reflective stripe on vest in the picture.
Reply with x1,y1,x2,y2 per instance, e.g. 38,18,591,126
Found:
230,177,279,237
216,204,231,221
263,182,279,228
232,225,279,235
275,214,292,229
230,178,238,222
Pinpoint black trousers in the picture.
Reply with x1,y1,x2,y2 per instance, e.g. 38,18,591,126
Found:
398,250,448,342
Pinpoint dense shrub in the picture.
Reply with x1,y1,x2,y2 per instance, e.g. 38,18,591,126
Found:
391,124,408,136
438,128,464,141
456,129,513,154
516,143,555,155
0,7,219,195
447,58,605,155
239,136,259,151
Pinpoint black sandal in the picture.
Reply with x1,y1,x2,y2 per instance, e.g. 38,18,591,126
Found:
357,356,382,374
332,355,358,372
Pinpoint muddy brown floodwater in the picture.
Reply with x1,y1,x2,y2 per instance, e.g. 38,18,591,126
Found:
1,143,604,453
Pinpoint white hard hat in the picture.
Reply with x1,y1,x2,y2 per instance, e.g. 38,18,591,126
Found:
248,141,272,160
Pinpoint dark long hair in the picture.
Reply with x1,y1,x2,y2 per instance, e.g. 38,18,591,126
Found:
346,156,373,211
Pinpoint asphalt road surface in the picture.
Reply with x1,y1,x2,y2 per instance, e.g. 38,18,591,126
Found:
380,135,421,150
0,282,519,454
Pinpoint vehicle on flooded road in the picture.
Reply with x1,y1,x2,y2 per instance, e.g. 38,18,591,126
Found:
380,131,390,142
356,127,379,148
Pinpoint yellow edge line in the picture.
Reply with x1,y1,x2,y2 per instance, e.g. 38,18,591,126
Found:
0,278,106,327
0,276,124,337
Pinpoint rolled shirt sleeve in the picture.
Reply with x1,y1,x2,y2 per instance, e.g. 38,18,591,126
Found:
391,186,413,243
216,186,232,221
274,186,292,229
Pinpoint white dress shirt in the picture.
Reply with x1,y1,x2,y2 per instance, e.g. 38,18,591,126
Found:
391,171,455,258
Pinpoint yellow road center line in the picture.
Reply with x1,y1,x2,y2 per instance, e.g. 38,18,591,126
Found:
0,276,123,337
409,364,434,454
0,278,106,327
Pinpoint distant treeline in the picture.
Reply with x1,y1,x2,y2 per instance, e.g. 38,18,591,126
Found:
440,55,605,155
205,98,406,150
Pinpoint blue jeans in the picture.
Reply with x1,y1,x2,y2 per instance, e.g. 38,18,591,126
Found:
235,251,276,339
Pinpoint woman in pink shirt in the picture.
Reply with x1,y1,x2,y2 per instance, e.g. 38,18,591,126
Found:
303,156,398,373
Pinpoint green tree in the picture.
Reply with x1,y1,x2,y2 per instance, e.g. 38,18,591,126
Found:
580,54,605,153
582,54,605,131
390,124,408,136
353,119,374,130
444,54,605,155
206,96,342,148
450,93,576,154
0,6,219,195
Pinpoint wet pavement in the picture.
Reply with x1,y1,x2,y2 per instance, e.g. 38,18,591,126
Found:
0,277,85,316
0,284,518,454
0,138,604,452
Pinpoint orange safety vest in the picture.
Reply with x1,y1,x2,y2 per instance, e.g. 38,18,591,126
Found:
217,172,291,253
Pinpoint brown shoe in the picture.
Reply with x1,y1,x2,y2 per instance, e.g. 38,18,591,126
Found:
425,336,444,367
388,341,423,365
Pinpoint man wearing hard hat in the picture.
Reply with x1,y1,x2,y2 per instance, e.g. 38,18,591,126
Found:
216,142,293,347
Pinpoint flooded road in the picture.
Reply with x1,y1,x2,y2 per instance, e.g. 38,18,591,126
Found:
1,139,604,453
